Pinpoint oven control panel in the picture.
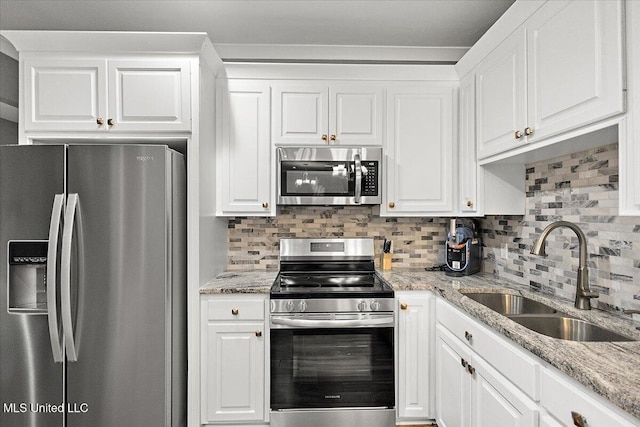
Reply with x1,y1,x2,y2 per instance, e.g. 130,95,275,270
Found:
271,298,395,313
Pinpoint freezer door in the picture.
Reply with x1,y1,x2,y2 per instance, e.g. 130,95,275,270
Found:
65,145,184,426
0,145,65,427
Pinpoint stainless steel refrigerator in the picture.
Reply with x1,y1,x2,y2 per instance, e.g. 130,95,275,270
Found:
0,144,186,426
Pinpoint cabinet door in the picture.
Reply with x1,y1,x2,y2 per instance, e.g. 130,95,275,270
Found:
397,293,433,419
329,84,384,146
458,74,480,214
476,29,527,160
472,356,538,427
272,84,329,145
107,59,191,131
203,322,265,423
526,0,623,143
23,58,107,131
435,326,472,427
384,85,455,215
218,81,272,215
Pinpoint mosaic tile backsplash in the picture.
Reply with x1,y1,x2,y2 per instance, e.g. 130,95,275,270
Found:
226,142,640,312
480,142,640,313
227,207,449,271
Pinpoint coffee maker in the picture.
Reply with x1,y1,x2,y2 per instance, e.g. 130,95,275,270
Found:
445,218,482,276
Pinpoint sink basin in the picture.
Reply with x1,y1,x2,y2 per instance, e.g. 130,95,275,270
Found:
509,315,634,342
463,292,557,315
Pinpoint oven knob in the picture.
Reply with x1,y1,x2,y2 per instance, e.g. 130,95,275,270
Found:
285,300,295,312
298,301,307,312
370,300,381,311
357,300,367,312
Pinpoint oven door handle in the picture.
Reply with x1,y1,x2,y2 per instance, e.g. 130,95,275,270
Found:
271,315,394,328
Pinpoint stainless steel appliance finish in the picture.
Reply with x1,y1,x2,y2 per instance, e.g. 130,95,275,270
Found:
0,144,186,427
270,238,395,427
277,146,382,205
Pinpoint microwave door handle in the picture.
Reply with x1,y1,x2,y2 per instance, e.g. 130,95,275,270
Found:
354,153,362,204
46,194,65,363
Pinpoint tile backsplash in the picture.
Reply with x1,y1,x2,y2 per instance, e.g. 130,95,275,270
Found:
227,207,449,270
480,142,640,312
226,142,640,312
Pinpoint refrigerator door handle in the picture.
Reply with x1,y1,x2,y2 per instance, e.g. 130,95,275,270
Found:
61,193,83,362
46,194,65,363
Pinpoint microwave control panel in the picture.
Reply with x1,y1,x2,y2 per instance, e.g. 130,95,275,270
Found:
362,161,379,196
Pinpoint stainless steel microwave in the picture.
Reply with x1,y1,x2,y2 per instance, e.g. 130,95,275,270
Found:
277,146,382,206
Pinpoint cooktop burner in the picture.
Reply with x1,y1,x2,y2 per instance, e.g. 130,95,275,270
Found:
271,272,392,299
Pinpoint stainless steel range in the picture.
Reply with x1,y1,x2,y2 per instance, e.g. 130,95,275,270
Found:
270,238,395,427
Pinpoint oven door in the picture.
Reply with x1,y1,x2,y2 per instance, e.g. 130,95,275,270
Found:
270,319,394,410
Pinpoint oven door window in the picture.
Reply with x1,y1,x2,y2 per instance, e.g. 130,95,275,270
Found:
280,161,355,197
271,328,394,410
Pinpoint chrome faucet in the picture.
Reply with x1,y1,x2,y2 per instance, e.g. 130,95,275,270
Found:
530,221,598,310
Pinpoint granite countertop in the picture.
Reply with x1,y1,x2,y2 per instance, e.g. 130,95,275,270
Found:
201,269,640,419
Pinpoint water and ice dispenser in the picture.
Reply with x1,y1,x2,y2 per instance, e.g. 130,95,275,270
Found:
7,241,48,313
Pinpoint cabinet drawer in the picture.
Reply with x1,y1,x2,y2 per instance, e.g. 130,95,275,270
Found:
541,369,639,427
205,298,265,321
436,299,539,401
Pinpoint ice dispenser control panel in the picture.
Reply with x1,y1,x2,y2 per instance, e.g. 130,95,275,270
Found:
8,241,48,314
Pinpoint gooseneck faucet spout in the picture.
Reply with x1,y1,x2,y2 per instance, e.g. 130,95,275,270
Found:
530,221,598,310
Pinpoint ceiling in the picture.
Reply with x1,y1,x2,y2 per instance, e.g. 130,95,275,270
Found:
0,0,515,63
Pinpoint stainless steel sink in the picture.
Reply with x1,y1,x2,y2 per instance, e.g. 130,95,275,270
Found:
462,291,635,342
462,292,558,315
509,315,634,342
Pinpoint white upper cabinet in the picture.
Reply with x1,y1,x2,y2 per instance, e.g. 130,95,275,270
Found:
525,0,623,142
476,29,527,160
272,83,384,146
458,73,481,215
107,60,191,131
24,57,191,132
382,84,455,216
476,0,624,161
217,80,273,216
24,58,107,131
620,0,640,215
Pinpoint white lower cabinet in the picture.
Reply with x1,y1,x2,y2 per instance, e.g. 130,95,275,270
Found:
396,292,434,420
435,325,538,427
201,295,268,425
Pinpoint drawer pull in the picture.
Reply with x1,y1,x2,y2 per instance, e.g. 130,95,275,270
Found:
464,331,473,342
255,330,262,337
571,411,587,427
231,308,239,315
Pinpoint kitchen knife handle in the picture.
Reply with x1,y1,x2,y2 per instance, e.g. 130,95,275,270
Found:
46,194,65,363
61,193,84,362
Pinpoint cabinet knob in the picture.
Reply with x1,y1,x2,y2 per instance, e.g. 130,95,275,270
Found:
466,364,476,375
466,200,473,207
400,303,408,310
330,134,337,142
524,126,534,136
107,118,115,126
231,308,239,316
464,331,473,342
461,358,468,368
514,130,523,139
389,202,395,208
262,202,269,209
255,330,262,337
571,411,587,427
322,134,329,143
96,118,105,126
